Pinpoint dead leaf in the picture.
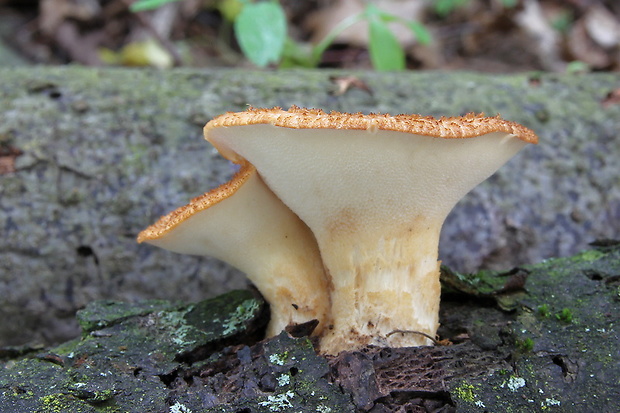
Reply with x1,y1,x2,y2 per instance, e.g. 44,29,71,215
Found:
306,0,426,47
514,0,564,71
584,5,620,50
568,18,612,69
39,0,101,35
55,21,103,65
36,352,65,366
330,75,373,96
284,319,319,338
496,267,530,294
0,146,23,175
602,88,620,107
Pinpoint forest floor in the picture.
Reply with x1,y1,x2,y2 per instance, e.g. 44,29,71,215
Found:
1,0,619,73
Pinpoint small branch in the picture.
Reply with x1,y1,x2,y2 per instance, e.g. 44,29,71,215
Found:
386,330,451,346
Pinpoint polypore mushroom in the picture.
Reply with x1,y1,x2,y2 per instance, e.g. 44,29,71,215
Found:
204,106,538,354
137,161,331,337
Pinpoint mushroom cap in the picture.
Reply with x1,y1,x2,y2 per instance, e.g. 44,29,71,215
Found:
137,162,254,249
205,106,537,159
203,107,538,238
138,162,318,267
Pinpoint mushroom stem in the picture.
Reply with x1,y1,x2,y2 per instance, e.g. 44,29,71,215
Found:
318,218,442,353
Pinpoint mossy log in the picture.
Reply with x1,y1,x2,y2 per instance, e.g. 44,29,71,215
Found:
1,67,619,351
1,245,619,412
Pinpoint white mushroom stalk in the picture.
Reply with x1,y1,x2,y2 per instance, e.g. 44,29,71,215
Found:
204,107,538,354
137,162,331,337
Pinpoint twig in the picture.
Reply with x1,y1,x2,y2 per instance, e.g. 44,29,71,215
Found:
386,329,450,346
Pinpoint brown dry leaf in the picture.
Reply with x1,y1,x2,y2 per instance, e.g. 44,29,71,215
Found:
601,88,620,108
55,21,104,65
0,157,15,174
568,18,612,69
497,267,530,294
435,338,453,346
584,5,620,50
0,146,23,175
330,75,373,96
306,0,426,47
39,0,101,35
514,0,564,71
566,4,620,69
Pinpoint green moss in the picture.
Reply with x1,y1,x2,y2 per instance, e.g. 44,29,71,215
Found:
453,382,478,403
571,249,606,262
38,394,65,413
516,337,535,352
50,338,83,356
76,300,175,334
38,393,87,413
12,388,35,399
537,304,551,317
555,308,573,323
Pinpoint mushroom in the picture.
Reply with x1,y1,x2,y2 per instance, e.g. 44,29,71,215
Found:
137,161,331,337
204,106,538,354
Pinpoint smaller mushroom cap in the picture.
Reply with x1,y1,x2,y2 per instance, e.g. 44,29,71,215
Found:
138,162,331,337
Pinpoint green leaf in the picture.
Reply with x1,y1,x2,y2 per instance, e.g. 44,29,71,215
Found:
280,37,315,68
310,12,365,66
368,5,402,24
368,18,405,71
499,0,517,7
234,2,287,67
218,0,244,22
363,3,383,18
364,4,432,46
433,0,469,17
565,60,590,74
130,0,181,12
405,21,432,45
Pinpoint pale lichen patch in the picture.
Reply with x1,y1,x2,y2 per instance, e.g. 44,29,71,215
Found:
258,390,295,411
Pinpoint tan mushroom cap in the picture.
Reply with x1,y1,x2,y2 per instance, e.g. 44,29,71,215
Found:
137,162,331,337
137,162,254,245
204,106,537,156
203,106,538,246
203,106,538,354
